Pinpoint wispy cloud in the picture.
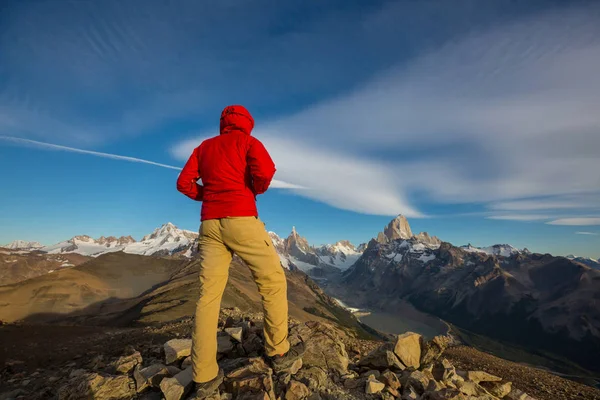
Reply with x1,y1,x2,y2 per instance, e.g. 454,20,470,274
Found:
4,1,600,217
172,4,600,216
0,136,299,190
547,218,600,226
171,135,419,216
575,231,598,236
487,215,550,221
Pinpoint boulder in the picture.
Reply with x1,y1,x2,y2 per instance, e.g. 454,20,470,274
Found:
295,367,328,391
228,372,275,400
285,380,310,400
458,370,502,383
366,378,385,394
243,334,263,356
164,339,192,364
480,381,512,398
359,345,405,371
57,372,136,400
420,336,450,366
381,370,401,390
226,357,271,379
289,359,303,375
432,359,459,384
394,332,422,369
133,363,170,392
225,327,244,343
405,370,431,394
159,366,194,400
402,385,420,400
385,386,401,398
289,322,349,376
218,334,235,354
110,351,143,374
181,356,192,369
456,380,494,397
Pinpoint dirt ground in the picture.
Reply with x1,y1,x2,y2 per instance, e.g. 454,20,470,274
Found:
445,345,600,400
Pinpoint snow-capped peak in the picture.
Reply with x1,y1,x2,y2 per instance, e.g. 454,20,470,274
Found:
461,243,521,257
2,240,43,250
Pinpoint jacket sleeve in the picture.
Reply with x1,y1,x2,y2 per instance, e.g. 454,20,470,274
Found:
176,146,204,201
247,138,276,195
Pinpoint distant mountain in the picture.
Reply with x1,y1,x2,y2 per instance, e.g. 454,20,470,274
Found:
375,215,442,247
39,223,196,258
123,222,197,257
43,235,135,256
566,254,600,270
315,240,362,270
7,224,364,273
460,243,527,257
269,228,364,274
341,215,600,374
0,250,89,286
2,240,43,250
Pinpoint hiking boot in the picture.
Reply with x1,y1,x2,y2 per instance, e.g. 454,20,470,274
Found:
193,369,224,398
270,342,306,373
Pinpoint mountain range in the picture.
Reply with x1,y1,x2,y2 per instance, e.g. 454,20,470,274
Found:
2,215,600,378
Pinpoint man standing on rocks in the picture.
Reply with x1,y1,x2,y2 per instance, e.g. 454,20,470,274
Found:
177,105,304,397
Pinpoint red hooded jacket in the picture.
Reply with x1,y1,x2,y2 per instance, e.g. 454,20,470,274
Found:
176,105,276,221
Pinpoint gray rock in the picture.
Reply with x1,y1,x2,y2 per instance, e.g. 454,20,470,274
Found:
420,335,450,366
225,327,244,343
393,332,422,369
134,363,170,392
289,321,349,376
164,339,192,364
289,358,303,375
401,385,420,400
159,366,194,400
381,370,401,390
227,371,275,400
459,370,502,383
285,380,310,400
365,378,385,394
181,356,192,369
110,351,143,375
243,333,263,356
481,381,512,398
405,370,431,394
57,372,136,400
359,345,405,371
218,334,235,354
295,367,328,391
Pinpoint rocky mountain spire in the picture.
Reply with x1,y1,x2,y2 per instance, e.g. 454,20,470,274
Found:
376,215,413,243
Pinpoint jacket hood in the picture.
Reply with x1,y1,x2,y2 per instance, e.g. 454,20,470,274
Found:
220,105,254,135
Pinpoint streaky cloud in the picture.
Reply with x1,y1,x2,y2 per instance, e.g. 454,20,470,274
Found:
547,218,600,226
0,136,299,190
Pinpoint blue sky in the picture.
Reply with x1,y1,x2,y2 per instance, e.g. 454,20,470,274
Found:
1,0,599,258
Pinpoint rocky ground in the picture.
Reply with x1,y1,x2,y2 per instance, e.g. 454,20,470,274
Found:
1,308,598,400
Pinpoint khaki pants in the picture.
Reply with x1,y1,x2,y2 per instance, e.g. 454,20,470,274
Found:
191,216,290,383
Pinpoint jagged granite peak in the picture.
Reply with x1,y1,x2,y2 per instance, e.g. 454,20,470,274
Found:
375,215,441,247
377,215,413,243
284,227,321,268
